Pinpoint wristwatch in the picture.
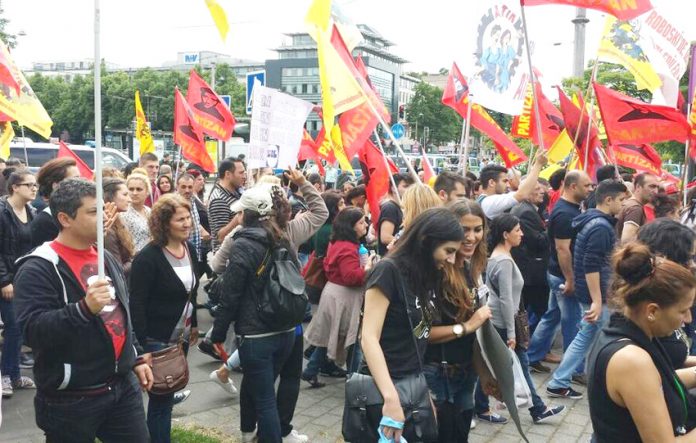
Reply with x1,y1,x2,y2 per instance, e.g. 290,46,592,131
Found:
453,323,465,338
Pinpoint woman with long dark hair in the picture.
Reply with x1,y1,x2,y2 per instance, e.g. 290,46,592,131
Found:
361,207,464,442
130,194,199,442
482,214,564,424
103,178,135,275
0,169,37,396
587,243,696,441
303,207,371,387
157,175,173,195
422,200,496,441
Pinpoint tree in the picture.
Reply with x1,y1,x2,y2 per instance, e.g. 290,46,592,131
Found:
0,1,16,49
406,82,461,147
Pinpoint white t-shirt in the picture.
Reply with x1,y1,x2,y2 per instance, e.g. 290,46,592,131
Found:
480,192,518,220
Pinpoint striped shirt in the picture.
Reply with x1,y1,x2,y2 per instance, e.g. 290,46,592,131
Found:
208,183,241,252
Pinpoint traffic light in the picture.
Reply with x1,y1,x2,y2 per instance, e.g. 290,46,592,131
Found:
398,104,405,120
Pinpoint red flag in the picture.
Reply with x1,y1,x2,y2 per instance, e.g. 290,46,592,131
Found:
557,87,602,172
442,63,526,167
174,87,215,173
593,82,690,146
359,140,397,229
338,55,387,159
58,141,92,178
521,0,652,21
298,129,319,161
612,143,662,176
441,62,470,118
661,169,680,184
512,82,534,140
186,69,236,140
512,81,565,149
421,148,435,183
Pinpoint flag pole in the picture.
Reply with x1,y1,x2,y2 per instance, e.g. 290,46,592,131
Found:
174,144,183,183
460,98,473,175
373,129,402,205
363,97,420,183
683,102,692,207
20,125,28,165
94,0,105,280
520,4,546,170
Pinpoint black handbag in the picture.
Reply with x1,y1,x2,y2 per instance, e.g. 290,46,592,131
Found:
342,260,438,442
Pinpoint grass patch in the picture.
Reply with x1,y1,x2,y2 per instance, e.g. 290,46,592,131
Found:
171,424,236,443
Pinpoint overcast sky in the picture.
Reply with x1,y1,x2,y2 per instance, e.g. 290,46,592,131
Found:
3,0,693,89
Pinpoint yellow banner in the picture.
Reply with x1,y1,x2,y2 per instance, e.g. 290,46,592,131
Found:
0,41,52,139
135,91,155,155
597,15,661,92
0,121,13,159
547,129,574,164
204,0,229,42
205,140,218,172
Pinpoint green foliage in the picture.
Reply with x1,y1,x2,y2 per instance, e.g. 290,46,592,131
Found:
26,64,245,143
0,1,16,49
406,82,461,145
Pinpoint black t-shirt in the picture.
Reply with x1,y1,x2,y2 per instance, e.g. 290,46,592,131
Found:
425,267,478,366
660,329,690,369
377,201,403,256
547,198,581,277
11,211,33,258
366,259,431,378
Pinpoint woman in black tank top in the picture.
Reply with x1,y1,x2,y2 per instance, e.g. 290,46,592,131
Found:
587,243,696,442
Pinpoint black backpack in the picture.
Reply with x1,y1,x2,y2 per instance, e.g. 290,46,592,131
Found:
254,247,308,330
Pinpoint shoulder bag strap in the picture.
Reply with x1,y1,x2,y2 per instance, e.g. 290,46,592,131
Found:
175,245,197,344
386,258,425,373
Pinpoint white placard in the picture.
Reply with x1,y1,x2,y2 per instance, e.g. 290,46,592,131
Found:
249,83,314,170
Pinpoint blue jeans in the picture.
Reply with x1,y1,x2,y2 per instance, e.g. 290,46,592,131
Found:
475,328,546,417
303,346,327,378
239,330,295,443
424,363,477,411
34,372,148,442
0,297,21,381
527,273,582,365
144,340,189,443
548,303,609,389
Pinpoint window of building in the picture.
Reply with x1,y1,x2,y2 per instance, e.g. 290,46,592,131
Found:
302,84,308,94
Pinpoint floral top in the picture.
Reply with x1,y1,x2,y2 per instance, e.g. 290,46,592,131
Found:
120,206,151,253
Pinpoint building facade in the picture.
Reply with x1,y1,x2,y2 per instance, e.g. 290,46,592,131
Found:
265,24,408,135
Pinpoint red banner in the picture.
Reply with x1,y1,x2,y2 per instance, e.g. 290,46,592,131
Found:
421,147,435,183
186,69,236,140
612,143,662,175
521,0,652,21
359,140,397,229
557,87,602,173
441,62,470,119
512,82,534,140
58,141,92,178
174,87,215,173
472,104,527,168
593,82,690,146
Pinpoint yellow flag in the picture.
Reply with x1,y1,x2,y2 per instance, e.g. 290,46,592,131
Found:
547,129,574,164
539,163,562,181
597,16,661,92
306,0,366,156
330,125,353,174
0,41,52,139
135,91,155,155
205,0,229,42
0,121,13,159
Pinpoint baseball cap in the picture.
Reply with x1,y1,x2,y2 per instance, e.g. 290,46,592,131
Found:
230,184,274,216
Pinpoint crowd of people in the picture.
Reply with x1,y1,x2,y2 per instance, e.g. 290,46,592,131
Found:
1,147,696,442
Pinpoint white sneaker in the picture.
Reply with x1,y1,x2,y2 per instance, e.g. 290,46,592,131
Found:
470,417,477,430
209,370,238,396
2,376,12,398
283,429,309,443
241,430,258,443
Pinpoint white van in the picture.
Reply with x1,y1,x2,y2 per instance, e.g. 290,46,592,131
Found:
9,142,132,173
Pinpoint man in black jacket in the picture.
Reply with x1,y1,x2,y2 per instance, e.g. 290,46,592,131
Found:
511,181,550,333
14,179,153,442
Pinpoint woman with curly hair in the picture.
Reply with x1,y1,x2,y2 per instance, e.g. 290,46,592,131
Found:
129,194,199,443
103,178,135,275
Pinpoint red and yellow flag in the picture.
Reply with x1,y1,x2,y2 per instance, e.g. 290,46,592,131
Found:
186,70,236,140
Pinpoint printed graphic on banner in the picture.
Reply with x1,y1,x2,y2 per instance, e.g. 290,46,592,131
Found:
469,2,529,115
249,83,314,170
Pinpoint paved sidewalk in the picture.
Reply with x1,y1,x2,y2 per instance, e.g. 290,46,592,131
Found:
0,300,594,443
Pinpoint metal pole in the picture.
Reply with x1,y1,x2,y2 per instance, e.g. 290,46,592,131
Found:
174,144,183,184
520,5,546,169
683,103,692,206
461,99,473,175
572,8,589,78
373,130,401,205
94,0,105,279
20,125,28,165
